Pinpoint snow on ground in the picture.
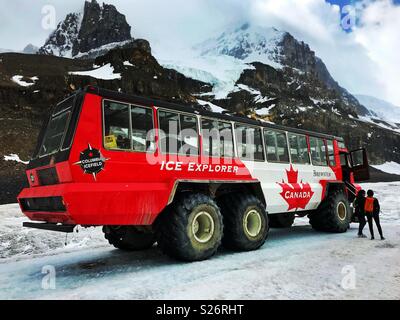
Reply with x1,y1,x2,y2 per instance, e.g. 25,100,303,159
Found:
11,75,38,87
355,94,400,124
0,204,105,261
68,63,121,80
197,99,226,113
255,108,271,116
160,55,255,100
74,40,133,59
0,182,399,300
359,182,400,225
153,23,286,101
356,115,400,133
234,84,274,104
3,154,29,165
371,162,400,176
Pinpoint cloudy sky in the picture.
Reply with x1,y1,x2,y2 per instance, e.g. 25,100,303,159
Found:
0,0,399,106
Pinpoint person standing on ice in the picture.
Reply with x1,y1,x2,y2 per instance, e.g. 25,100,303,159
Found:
364,190,385,240
354,189,367,238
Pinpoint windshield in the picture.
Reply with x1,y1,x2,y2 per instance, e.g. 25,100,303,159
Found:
39,111,71,156
36,95,76,158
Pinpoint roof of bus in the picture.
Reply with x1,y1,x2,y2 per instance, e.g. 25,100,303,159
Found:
84,86,344,142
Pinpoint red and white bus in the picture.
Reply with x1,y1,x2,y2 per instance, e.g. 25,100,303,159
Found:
18,86,369,261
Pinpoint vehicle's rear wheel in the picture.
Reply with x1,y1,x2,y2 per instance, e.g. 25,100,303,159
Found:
102,226,156,251
218,193,268,251
309,190,351,233
269,213,295,228
156,193,223,262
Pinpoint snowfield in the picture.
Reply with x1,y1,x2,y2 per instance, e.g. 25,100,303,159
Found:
0,182,399,300
3,153,29,165
11,75,38,87
371,162,400,176
68,63,121,80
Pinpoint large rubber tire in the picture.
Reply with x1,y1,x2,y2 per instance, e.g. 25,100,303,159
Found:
218,193,269,251
309,190,351,233
269,213,295,228
156,193,223,262
102,226,156,251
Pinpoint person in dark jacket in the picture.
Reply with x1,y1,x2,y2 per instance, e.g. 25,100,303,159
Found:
354,190,367,238
365,190,385,240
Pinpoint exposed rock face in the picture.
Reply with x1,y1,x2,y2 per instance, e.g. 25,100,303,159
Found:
38,12,82,57
279,33,369,116
278,33,316,74
39,0,132,58
73,0,132,56
199,23,369,116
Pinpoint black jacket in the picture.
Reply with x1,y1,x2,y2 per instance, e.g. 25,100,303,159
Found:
373,198,380,215
354,195,366,215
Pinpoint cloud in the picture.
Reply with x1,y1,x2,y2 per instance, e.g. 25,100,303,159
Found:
353,0,400,106
246,0,394,105
0,0,399,106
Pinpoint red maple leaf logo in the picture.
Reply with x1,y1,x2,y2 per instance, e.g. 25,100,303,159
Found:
278,165,314,211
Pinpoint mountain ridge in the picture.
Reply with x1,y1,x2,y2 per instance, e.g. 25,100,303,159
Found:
355,94,400,124
39,0,132,58
192,23,369,117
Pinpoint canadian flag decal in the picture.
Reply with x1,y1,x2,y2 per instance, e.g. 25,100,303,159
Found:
278,165,314,211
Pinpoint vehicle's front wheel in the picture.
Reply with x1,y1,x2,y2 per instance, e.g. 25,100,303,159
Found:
156,193,223,262
102,226,156,251
309,190,351,233
218,193,269,251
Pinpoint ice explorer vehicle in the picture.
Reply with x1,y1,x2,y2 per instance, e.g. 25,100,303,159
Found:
18,86,370,261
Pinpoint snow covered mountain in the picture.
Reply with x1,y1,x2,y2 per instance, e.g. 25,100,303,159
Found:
158,22,368,115
22,44,38,54
355,95,400,124
198,23,286,69
39,12,82,57
39,0,133,58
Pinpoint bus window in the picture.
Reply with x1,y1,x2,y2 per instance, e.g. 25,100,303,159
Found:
159,110,181,154
39,111,71,156
310,137,328,166
104,101,131,150
340,153,348,166
264,129,289,163
180,114,198,156
202,119,234,158
288,133,310,164
159,110,199,155
131,106,155,152
327,140,336,166
338,141,346,149
219,122,234,157
320,139,328,165
235,125,264,161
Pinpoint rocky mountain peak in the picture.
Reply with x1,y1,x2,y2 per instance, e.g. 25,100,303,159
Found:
39,0,132,58
199,23,286,68
197,22,369,116
38,12,81,57
22,44,39,54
